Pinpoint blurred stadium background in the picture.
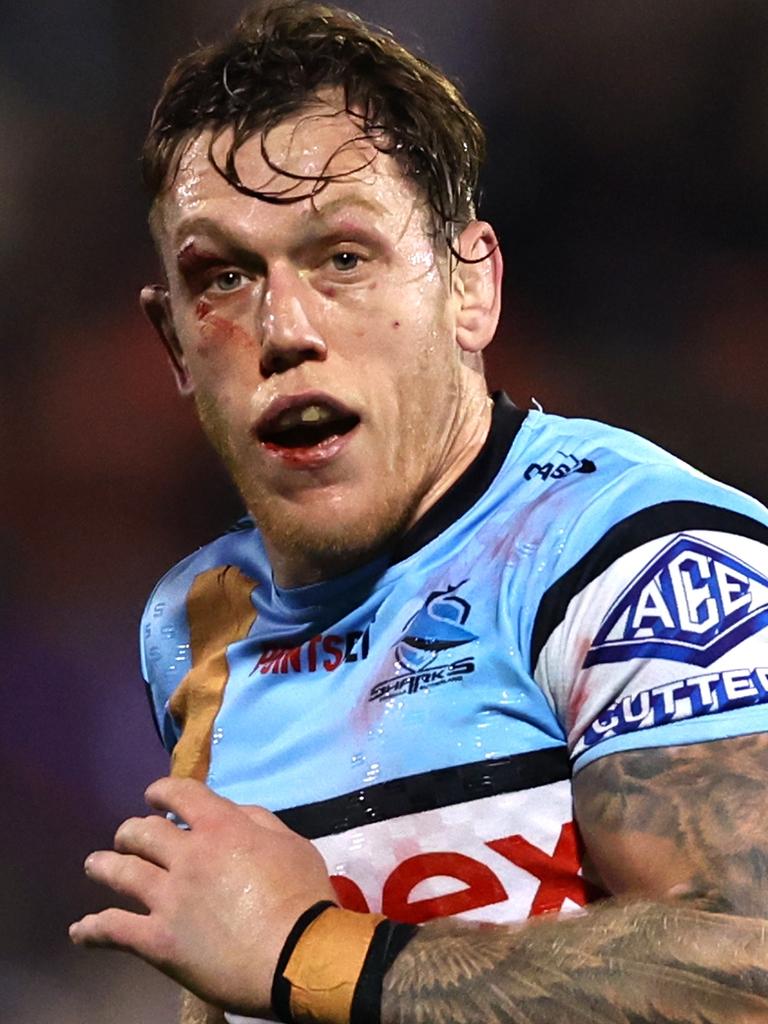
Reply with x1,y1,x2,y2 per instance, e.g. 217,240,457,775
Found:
3,1,768,1019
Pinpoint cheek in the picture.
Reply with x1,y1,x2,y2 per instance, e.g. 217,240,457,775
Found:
184,315,261,420
193,314,258,358
192,377,247,454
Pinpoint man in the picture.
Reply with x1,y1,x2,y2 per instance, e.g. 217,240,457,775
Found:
70,3,768,1023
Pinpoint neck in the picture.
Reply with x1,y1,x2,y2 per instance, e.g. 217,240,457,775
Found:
266,382,494,588
403,386,493,533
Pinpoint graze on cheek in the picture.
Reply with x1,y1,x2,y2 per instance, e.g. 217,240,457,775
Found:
199,314,256,351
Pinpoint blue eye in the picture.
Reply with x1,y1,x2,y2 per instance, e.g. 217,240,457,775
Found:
331,252,361,272
213,270,244,291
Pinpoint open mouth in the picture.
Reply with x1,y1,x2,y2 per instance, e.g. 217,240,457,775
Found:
258,401,360,450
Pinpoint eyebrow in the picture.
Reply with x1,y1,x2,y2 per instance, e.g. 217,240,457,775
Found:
172,195,389,256
173,217,234,257
311,195,388,220
176,240,230,275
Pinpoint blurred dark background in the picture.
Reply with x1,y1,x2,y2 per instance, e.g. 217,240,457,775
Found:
4,1,768,1019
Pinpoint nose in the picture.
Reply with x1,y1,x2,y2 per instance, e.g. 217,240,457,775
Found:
259,267,327,377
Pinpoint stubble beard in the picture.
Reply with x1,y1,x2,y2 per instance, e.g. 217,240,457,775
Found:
247,477,421,579
196,393,425,580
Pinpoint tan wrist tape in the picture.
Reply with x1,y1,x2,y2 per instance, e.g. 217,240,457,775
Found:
285,906,386,1024
272,901,417,1024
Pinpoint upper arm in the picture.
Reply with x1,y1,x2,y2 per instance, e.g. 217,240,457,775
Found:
573,732,768,915
180,990,227,1024
533,501,768,914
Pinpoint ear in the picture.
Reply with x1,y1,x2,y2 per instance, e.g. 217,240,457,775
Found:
140,285,194,395
452,221,503,354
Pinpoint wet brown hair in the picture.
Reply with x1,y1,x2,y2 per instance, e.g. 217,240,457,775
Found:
142,0,485,249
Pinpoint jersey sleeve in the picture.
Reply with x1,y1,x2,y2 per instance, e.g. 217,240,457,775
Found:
531,465,768,772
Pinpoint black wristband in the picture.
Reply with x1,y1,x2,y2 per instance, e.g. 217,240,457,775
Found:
349,918,418,1024
271,900,338,1023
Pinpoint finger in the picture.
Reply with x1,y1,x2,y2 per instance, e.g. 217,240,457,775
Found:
85,850,165,908
69,906,154,953
114,814,181,867
145,776,236,826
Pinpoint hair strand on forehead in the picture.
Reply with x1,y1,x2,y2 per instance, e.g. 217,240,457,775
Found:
143,0,486,258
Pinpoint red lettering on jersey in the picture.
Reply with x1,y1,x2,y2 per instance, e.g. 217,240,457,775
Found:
322,635,344,671
330,875,371,913
255,629,370,675
255,648,281,674
381,852,507,925
282,647,301,671
487,822,600,915
307,635,322,673
255,646,300,674
325,823,601,923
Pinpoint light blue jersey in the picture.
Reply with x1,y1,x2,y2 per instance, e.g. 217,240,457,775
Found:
141,394,768,929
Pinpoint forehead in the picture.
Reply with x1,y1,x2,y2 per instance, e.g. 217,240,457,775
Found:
154,99,429,251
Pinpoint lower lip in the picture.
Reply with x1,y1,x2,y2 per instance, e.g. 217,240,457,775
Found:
260,424,359,468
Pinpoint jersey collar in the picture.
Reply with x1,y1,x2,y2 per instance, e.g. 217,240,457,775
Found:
390,391,527,565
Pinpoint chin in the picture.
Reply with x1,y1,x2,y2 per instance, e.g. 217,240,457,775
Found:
249,487,419,579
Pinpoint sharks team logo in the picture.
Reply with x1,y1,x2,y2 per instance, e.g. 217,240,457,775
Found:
395,583,478,672
368,584,477,702
584,534,768,668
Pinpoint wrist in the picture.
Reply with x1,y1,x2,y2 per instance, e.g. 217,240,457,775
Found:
271,901,416,1024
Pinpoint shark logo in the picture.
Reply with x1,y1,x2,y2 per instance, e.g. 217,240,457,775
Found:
396,583,478,672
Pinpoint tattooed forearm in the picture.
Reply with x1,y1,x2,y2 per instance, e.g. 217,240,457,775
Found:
383,735,768,1024
382,899,768,1024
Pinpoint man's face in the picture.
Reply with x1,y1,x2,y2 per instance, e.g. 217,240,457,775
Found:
149,101,481,583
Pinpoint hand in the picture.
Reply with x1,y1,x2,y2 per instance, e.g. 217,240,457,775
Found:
69,777,337,1017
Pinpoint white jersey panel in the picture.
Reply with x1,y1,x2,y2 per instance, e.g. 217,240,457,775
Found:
224,777,587,1024
535,529,768,769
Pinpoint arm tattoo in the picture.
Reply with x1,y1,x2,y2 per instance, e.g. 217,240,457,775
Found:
381,734,768,1024
383,901,768,1024
575,733,768,913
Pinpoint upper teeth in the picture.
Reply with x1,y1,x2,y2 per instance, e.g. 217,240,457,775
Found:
273,404,335,431
301,405,326,423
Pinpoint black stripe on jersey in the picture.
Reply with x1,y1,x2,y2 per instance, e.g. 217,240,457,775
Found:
390,392,527,564
530,501,768,671
274,746,569,840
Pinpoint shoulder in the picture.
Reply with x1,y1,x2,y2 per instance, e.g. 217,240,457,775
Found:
506,409,768,666
520,413,768,766
141,516,261,630
139,517,267,746
513,408,768,554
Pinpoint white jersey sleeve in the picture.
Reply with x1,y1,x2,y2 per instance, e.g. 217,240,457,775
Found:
532,478,768,771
